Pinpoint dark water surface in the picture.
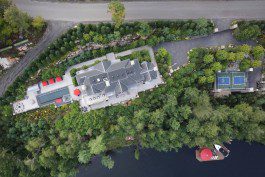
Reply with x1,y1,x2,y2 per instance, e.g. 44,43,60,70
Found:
77,141,265,177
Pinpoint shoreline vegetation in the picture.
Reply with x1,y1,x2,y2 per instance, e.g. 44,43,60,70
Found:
0,18,264,177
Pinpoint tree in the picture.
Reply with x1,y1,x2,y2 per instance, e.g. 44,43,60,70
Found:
240,58,251,71
215,50,228,61
0,149,18,177
227,52,236,61
0,0,11,16
25,137,44,152
234,25,261,41
204,68,213,76
108,0,125,28
192,92,212,120
78,150,91,164
198,76,206,84
252,45,264,60
101,155,114,169
252,60,262,68
235,52,245,61
32,16,45,31
88,135,106,155
4,6,30,34
137,22,152,39
203,54,214,64
239,44,251,54
206,75,215,83
196,18,208,29
211,62,222,71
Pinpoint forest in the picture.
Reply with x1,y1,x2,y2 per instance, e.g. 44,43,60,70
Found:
0,20,264,177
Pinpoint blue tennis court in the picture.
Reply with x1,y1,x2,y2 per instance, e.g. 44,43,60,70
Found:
233,76,245,85
218,77,230,85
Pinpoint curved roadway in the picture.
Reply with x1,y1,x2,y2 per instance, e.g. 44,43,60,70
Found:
14,0,265,22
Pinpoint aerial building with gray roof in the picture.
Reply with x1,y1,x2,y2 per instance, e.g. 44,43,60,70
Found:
12,47,163,114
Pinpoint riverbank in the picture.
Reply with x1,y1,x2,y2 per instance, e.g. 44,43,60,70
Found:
77,141,265,177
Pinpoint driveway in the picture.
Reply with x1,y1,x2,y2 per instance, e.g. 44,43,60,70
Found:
13,0,265,22
0,21,74,97
154,30,255,69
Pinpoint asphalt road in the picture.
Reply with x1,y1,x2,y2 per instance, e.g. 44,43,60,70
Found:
14,0,265,22
0,21,74,97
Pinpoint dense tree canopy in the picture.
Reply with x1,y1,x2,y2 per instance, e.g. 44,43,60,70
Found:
0,20,264,176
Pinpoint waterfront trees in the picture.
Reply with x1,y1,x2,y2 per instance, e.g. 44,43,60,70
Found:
101,155,115,169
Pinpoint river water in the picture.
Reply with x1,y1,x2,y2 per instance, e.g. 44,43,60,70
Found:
77,141,265,177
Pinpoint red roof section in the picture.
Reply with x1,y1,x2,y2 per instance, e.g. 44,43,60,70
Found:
55,98,63,104
74,89,81,96
56,76,63,82
42,81,48,87
49,78,55,84
200,148,213,161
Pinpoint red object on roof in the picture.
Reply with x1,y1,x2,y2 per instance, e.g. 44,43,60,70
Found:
49,78,55,84
200,148,213,161
56,76,63,82
55,98,63,104
74,89,81,96
42,81,48,87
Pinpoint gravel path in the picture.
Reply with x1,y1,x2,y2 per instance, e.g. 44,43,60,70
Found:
0,21,74,97
154,30,255,69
